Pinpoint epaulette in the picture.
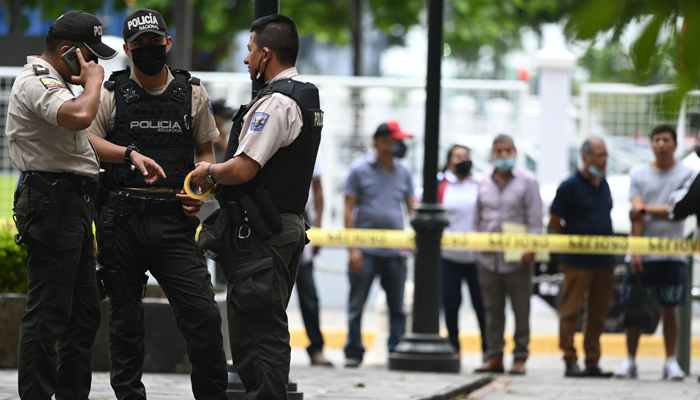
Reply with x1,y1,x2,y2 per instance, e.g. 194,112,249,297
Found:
171,68,199,85
32,65,49,75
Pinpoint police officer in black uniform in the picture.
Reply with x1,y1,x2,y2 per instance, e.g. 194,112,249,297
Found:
86,9,228,400
7,11,165,400
190,14,323,400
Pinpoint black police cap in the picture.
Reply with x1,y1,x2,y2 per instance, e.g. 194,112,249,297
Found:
48,10,118,60
123,9,168,43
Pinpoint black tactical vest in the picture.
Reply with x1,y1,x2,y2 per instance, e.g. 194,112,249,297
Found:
101,67,197,189
221,78,323,214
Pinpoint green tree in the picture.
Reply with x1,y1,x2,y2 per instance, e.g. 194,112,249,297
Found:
579,38,677,86
444,0,578,78
8,0,425,71
565,0,699,107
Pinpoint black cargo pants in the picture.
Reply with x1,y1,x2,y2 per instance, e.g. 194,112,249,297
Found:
14,185,101,400
95,205,228,400
224,213,306,400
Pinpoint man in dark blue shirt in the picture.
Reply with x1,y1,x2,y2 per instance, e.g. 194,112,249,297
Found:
549,137,615,378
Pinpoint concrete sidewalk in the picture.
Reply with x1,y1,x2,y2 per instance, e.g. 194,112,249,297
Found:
3,299,700,399
0,357,488,400
3,353,700,399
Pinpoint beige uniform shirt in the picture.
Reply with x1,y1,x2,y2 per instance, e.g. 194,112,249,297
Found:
88,66,219,144
6,56,99,177
235,67,304,167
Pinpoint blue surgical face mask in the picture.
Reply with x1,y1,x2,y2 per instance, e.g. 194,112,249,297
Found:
493,156,515,173
587,165,605,179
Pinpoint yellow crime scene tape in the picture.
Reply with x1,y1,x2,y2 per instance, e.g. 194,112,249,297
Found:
306,228,700,256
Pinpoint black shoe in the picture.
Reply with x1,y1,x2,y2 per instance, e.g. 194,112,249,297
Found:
584,365,613,378
565,363,585,377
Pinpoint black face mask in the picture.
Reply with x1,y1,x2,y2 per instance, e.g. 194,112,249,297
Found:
254,50,269,86
130,45,167,76
391,141,407,158
455,159,472,177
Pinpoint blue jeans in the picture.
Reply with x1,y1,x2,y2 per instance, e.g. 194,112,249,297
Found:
296,260,325,356
442,259,487,353
344,253,407,361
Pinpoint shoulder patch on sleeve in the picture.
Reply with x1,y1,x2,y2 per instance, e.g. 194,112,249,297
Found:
250,112,270,131
39,77,65,89
207,97,214,116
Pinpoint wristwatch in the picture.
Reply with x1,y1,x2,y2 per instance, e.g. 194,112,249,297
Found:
640,204,646,215
124,144,138,165
205,164,216,185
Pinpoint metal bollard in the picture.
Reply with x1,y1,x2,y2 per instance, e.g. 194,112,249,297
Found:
677,254,693,374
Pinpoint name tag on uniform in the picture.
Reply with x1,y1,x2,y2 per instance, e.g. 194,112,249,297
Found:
40,77,65,89
250,112,269,131
309,109,324,131
312,110,324,128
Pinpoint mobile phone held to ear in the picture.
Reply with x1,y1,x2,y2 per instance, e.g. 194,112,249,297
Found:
61,46,80,76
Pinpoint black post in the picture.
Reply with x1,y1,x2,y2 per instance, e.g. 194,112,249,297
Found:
227,1,303,398
350,0,364,149
172,0,193,69
388,0,460,373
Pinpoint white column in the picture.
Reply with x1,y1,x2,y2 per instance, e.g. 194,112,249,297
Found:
535,25,577,187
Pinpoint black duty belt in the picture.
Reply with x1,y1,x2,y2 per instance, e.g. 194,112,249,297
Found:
104,190,182,215
24,171,98,196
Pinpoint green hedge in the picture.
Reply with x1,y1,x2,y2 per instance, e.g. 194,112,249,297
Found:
0,220,27,293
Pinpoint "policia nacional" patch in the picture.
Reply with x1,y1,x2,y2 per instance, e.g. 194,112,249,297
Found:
250,112,269,131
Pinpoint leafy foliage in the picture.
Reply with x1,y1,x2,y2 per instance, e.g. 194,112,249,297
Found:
11,0,696,90
579,36,677,86
10,0,426,70
0,220,27,294
443,0,578,77
565,0,700,108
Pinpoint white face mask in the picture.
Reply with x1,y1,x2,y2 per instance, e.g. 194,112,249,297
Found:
219,120,233,137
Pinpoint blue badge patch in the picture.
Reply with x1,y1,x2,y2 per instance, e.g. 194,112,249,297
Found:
207,97,213,116
40,77,65,89
250,112,269,131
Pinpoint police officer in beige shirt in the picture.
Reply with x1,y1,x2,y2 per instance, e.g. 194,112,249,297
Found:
7,10,163,400
191,14,322,399
86,9,228,400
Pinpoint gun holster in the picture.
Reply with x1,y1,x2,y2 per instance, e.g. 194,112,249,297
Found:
227,199,252,251
252,185,283,233
23,173,68,231
240,195,271,240
96,264,148,302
